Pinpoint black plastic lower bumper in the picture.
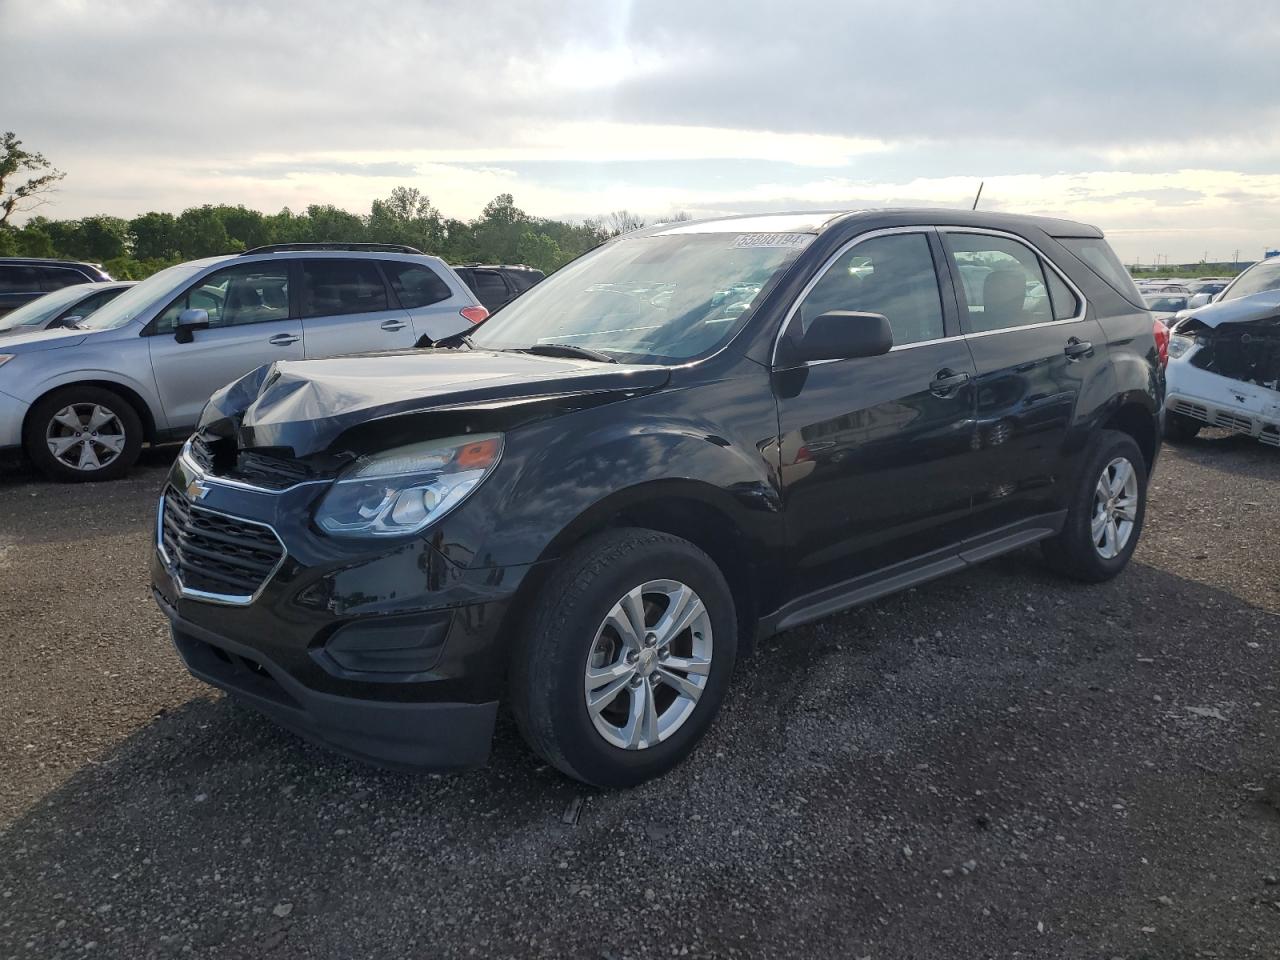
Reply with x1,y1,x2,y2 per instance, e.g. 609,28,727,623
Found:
159,596,498,771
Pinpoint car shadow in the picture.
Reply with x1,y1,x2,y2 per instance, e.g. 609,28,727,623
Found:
1,553,1277,957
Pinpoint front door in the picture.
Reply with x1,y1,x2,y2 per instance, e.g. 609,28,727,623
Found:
940,230,1112,531
297,258,417,357
774,229,980,594
147,261,304,431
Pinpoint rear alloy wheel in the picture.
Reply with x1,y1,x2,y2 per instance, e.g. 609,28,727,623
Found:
510,529,737,788
24,386,143,482
1042,429,1147,582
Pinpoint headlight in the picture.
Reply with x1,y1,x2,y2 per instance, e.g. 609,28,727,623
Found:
1167,335,1196,360
315,433,503,538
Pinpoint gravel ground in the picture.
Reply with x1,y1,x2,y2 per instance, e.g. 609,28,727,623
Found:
0,434,1277,959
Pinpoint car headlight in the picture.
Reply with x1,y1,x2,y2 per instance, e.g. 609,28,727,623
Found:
315,433,503,538
1167,335,1196,360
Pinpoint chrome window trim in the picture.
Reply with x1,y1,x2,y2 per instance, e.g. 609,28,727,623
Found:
769,226,948,368
156,489,289,607
938,226,1089,329
179,439,330,494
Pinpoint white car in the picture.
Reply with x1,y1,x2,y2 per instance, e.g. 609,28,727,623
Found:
1163,284,1280,448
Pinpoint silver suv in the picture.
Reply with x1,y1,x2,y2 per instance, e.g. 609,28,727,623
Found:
0,244,486,481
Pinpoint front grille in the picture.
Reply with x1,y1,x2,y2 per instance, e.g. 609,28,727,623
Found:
232,451,315,489
160,485,285,600
188,432,218,471
1213,410,1254,433
1172,400,1210,423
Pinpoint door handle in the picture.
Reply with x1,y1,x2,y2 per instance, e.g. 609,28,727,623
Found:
380,319,407,332
929,368,971,397
268,333,300,346
1064,337,1093,360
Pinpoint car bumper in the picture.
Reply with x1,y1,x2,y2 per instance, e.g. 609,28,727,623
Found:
150,455,540,771
1165,364,1280,448
0,389,28,450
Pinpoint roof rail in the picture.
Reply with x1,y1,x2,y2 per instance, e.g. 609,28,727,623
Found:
241,242,425,256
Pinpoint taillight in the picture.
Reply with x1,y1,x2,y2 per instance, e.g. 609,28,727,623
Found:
1153,318,1170,367
460,305,489,325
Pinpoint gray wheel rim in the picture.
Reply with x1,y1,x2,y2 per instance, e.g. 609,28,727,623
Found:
45,403,126,472
583,579,713,750
1092,456,1138,559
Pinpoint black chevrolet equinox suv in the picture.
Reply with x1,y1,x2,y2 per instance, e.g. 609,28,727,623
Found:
152,209,1164,787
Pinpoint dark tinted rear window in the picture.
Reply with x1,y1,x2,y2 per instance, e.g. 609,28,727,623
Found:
507,270,543,292
471,270,509,306
1058,237,1144,306
382,261,452,308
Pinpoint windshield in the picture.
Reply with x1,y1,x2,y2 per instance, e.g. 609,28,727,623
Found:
0,284,93,332
1222,259,1280,302
468,232,813,363
74,262,207,331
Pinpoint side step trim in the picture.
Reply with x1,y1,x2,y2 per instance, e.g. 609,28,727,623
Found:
761,510,1067,638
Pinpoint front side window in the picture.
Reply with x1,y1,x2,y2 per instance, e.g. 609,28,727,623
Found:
1221,259,1280,302
38,266,89,291
382,261,451,308
469,232,812,363
0,265,37,294
947,234,1054,333
301,259,389,318
154,263,290,332
0,283,88,331
797,233,945,347
71,287,127,318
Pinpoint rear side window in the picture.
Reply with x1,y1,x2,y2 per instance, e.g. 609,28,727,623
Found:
1044,266,1081,320
946,233,1054,333
1058,237,1144,306
382,261,452,308
470,270,510,307
301,260,391,318
37,266,89,290
797,232,945,346
508,270,542,292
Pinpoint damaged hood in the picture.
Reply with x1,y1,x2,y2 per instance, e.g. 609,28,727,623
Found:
199,348,671,457
1176,289,1280,328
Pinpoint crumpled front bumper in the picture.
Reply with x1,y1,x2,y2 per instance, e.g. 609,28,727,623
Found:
1165,360,1280,447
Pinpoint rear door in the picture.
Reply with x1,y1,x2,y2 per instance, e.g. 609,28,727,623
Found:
147,261,303,430
298,258,417,356
380,259,471,343
941,229,1110,531
774,229,981,593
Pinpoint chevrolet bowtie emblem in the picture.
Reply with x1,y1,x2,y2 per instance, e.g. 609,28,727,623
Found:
187,478,211,501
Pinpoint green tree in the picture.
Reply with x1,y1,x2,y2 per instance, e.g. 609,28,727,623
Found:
304,204,365,242
177,205,230,258
69,215,129,261
368,186,443,252
0,228,15,256
211,205,270,250
0,132,65,225
15,221,54,257
516,231,563,273
129,211,180,260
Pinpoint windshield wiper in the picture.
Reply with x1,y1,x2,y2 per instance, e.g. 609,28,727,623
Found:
516,343,618,363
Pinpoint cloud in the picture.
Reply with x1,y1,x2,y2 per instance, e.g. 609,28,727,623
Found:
4,0,1279,261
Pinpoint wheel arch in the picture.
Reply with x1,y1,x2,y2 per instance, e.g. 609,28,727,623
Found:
23,379,160,445
1101,395,1158,470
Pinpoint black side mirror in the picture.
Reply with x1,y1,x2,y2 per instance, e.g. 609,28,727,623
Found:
174,308,210,344
786,311,893,365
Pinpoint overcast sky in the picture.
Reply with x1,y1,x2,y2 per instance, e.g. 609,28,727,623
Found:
5,0,1279,263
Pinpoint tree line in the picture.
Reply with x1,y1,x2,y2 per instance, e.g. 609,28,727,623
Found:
0,187,666,279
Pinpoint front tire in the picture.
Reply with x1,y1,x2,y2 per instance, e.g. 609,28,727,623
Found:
1041,430,1148,583
509,529,737,788
24,386,143,482
1162,410,1201,443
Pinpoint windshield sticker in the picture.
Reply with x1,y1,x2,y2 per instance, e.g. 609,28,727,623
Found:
732,233,812,249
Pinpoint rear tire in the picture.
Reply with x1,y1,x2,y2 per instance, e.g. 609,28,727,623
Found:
1162,411,1201,443
1042,430,1147,583
24,386,143,483
509,528,737,788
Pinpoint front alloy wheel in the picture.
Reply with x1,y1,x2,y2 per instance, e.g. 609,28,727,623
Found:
584,579,713,750
45,403,127,472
